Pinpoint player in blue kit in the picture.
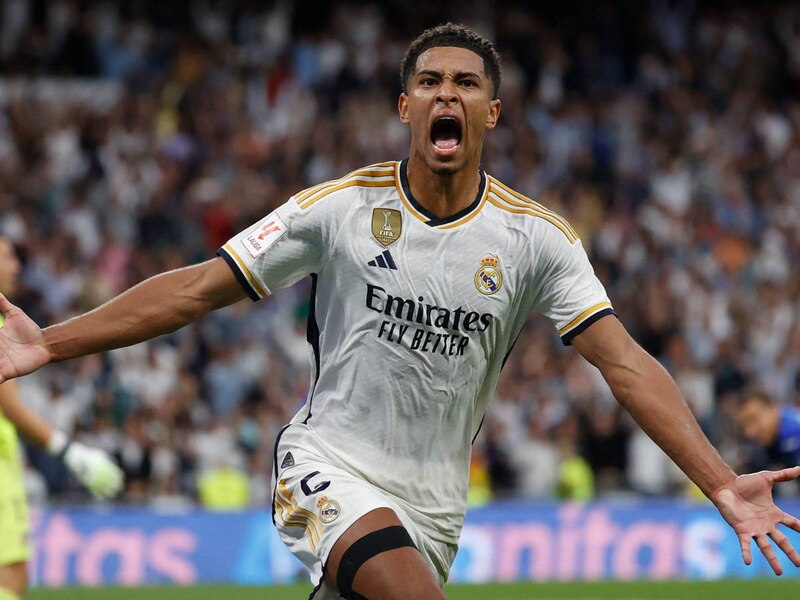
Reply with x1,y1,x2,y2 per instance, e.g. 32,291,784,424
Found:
737,390,800,465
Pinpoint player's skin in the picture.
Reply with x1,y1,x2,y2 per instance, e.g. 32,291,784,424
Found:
0,45,799,598
398,46,500,217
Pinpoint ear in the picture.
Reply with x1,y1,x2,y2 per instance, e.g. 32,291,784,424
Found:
398,93,410,124
485,98,501,129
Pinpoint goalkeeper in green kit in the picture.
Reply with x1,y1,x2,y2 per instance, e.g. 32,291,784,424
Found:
0,237,123,600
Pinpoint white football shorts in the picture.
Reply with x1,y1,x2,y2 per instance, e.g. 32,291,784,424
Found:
272,424,455,598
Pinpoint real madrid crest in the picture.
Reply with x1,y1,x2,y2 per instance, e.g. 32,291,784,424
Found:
316,495,341,524
371,208,402,247
475,253,503,295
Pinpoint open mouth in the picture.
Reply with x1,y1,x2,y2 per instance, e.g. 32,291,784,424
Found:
430,116,462,156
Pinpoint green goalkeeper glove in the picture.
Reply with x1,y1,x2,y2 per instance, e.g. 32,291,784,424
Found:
48,430,124,500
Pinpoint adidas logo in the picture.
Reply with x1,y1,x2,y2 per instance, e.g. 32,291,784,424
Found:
368,249,397,270
281,452,295,469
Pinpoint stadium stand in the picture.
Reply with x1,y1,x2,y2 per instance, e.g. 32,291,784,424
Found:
1,0,799,505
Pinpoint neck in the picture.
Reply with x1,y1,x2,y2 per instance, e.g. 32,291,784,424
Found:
406,151,481,219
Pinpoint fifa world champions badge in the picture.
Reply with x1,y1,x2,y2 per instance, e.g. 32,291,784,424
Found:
371,208,402,247
475,253,503,295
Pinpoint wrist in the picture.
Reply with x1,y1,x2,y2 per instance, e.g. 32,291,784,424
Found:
708,473,738,504
40,326,58,364
46,429,70,457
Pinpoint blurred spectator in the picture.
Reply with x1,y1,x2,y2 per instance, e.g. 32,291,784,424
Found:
583,407,629,493
736,389,800,467
467,453,492,507
511,413,559,499
198,455,250,511
627,429,686,497
555,414,594,501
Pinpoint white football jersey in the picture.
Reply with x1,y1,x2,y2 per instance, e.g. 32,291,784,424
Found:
218,159,613,546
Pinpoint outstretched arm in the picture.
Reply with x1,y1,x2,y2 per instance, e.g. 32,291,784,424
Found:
0,380,123,499
572,316,800,575
0,256,246,382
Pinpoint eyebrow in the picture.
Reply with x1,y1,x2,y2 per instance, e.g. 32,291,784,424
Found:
417,69,483,80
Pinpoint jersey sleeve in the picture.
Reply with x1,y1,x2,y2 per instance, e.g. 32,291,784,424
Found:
529,224,615,345
217,197,332,300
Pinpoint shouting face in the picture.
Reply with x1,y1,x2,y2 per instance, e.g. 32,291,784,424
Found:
399,46,500,175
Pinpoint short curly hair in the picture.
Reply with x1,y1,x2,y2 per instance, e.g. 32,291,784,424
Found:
400,23,502,99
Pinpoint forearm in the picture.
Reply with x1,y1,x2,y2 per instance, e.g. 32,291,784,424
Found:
605,344,735,496
0,380,53,447
43,258,244,362
573,317,736,498
575,319,800,575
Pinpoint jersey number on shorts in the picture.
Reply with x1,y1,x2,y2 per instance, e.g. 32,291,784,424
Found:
301,471,331,496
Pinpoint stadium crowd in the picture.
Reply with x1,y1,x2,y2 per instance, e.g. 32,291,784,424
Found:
1,0,800,506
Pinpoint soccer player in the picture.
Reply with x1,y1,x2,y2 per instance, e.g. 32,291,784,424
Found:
0,23,798,599
737,389,800,465
0,237,123,600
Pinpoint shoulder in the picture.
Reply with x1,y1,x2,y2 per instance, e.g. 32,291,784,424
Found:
484,174,579,245
292,161,398,211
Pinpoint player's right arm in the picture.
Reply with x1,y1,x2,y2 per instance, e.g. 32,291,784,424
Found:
0,166,349,384
0,257,246,383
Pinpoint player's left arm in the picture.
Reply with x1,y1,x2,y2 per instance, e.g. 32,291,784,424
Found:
0,380,123,499
572,315,800,575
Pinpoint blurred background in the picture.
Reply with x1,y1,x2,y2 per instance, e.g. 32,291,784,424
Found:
3,0,800,590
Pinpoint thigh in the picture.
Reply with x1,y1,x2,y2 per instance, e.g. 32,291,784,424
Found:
273,454,445,598
273,455,397,585
323,508,445,600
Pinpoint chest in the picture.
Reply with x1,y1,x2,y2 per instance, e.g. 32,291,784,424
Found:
332,206,525,320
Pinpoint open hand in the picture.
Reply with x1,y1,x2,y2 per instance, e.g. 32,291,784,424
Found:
712,467,800,575
0,293,50,384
